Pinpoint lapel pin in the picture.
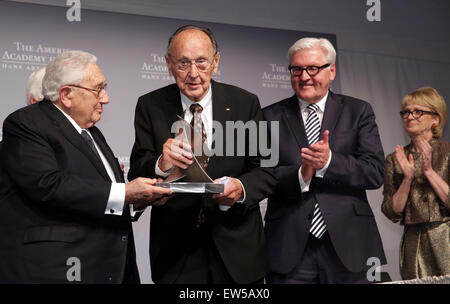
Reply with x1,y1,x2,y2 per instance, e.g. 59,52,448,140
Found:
225,108,231,111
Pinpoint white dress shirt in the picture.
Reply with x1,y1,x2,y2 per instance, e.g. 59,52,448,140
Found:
53,104,128,216
298,92,333,192
155,85,246,210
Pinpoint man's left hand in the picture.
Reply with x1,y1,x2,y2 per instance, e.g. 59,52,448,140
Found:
212,177,243,206
301,130,330,170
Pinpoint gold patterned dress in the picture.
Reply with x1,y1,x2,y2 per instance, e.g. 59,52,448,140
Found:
382,139,450,280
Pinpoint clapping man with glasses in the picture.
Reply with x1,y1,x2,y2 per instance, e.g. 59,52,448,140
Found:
128,25,276,284
0,50,173,283
263,37,386,283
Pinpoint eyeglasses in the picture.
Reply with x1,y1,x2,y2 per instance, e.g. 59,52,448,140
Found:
399,109,438,119
174,58,212,72
68,84,107,98
288,63,330,77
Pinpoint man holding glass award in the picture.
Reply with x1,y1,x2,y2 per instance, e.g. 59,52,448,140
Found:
128,25,277,284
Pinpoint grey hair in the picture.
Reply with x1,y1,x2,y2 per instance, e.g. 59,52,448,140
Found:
166,25,219,57
26,66,46,104
288,37,336,65
42,50,97,102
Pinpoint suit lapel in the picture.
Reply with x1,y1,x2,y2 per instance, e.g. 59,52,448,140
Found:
283,95,309,149
163,84,184,132
90,127,124,183
321,91,343,146
39,100,111,181
90,127,130,216
207,81,233,178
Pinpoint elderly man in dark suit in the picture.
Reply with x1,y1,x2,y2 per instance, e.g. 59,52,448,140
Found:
263,37,386,283
0,50,172,283
128,25,277,284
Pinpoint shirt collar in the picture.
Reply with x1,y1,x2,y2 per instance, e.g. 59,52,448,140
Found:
180,84,212,113
298,91,329,113
52,102,84,134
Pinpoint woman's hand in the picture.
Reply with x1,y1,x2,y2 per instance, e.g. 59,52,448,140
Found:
415,138,433,173
395,145,415,181
414,139,449,204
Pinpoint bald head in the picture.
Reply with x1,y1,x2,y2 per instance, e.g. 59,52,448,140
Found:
165,26,220,102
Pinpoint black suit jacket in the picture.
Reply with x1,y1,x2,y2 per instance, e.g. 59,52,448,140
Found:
128,81,277,283
263,91,386,274
0,100,139,283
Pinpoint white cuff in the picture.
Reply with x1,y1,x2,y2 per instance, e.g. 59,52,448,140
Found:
298,166,312,193
219,205,231,211
218,178,246,211
105,183,126,216
315,150,332,178
129,204,146,219
235,178,246,203
155,155,173,177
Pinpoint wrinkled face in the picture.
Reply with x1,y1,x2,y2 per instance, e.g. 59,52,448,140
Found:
290,46,335,103
68,63,109,128
402,103,440,138
165,29,220,102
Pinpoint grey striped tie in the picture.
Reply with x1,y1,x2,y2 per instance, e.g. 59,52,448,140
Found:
305,104,327,239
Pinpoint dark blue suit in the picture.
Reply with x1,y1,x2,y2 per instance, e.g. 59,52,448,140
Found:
263,91,386,279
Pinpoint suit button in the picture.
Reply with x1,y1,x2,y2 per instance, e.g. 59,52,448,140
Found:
110,209,115,214
121,236,127,242
307,214,312,220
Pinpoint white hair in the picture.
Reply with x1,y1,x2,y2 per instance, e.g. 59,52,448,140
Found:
26,66,46,104
288,37,336,65
42,50,97,102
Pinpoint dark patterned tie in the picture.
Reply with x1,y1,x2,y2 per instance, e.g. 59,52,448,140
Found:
81,130,102,162
190,103,207,228
305,104,327,239
189,103,208,168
